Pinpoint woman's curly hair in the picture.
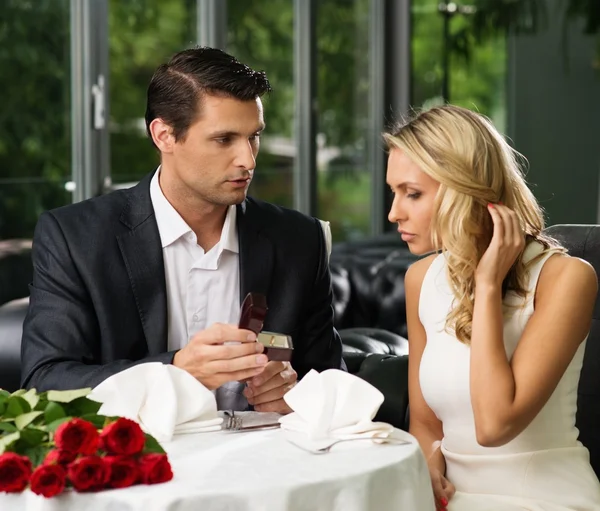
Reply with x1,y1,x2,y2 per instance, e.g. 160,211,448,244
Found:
384,105,564,344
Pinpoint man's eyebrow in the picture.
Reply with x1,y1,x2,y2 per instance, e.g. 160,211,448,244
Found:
208,125,266,138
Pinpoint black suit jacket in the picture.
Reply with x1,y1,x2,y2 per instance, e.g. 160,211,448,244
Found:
20,173,344,396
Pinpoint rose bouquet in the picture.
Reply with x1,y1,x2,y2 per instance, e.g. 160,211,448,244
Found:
0,387,173,497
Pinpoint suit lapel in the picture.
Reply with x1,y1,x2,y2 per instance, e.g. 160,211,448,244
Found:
116,174,168,356
237,200,273,305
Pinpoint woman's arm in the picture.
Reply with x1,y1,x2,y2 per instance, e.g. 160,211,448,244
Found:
405,255,446,474
470,205,597,447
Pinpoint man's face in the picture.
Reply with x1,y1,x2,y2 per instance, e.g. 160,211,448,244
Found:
162,94,265,207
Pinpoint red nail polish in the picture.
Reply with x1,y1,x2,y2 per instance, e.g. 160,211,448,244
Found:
498,201,504,205
440,497,448,506
487,203,494,208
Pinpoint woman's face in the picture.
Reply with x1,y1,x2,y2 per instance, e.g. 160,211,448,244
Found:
386,148,440,255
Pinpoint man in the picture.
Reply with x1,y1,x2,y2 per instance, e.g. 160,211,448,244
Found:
20,47,345,413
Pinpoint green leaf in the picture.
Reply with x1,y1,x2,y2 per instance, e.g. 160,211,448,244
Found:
11,389,26,397
23,444,51,468
0,401,6,416
19,428,46,447
0,423,18,433
5,396,31,418
20,389,40,410
0,432,20,454
142,433,165,454
15,411,44,430
44,402,66,424
64,396,102,417
47,388,92,403
45,416,72,433
79,413,104,429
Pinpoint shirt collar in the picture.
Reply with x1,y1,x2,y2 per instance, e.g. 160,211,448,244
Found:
150,168,239,254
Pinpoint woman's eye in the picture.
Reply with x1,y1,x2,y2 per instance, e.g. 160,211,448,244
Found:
407,192,422,200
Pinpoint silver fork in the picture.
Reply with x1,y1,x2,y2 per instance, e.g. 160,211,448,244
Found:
290,436,411,454
223,410,243,430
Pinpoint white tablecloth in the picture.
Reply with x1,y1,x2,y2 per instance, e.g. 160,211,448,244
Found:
1,428,435,511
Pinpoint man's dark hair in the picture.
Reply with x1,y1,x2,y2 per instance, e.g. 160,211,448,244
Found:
145,46,272,144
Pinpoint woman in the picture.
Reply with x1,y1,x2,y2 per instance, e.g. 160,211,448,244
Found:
385,105,600,510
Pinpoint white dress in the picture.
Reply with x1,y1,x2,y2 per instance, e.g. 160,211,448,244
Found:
419,242,600,510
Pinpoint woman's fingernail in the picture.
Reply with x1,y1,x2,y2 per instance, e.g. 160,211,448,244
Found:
440,497,448,506
487,203,494,208
498,201,504,205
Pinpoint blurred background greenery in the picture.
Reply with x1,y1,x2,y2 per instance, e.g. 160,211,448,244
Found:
0,0,598,241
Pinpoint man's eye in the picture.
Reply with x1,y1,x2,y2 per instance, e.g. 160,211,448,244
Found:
249,134,260,142
215,138,231,145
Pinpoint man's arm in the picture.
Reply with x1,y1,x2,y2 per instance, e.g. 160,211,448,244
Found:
20,212,175,391
292,218,345,378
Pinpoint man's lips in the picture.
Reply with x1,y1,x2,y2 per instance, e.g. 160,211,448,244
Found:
227,177,251,188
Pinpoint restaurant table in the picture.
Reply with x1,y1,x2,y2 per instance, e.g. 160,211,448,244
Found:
1,428,436,511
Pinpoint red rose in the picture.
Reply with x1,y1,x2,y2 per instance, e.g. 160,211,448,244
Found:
67,455,109,492
139,454,173,485
55,418,100,455
0,452,32,493
100,418,145,456
104,456,139,488
30,464,66,498
44,449,77,466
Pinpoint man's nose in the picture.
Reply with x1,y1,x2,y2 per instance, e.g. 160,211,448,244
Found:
235,140,256,170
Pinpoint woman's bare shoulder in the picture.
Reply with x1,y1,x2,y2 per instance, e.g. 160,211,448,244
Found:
405,253,439,292
537,253,597,302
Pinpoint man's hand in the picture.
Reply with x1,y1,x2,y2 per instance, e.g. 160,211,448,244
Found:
172,323,268,390
243,361,297,414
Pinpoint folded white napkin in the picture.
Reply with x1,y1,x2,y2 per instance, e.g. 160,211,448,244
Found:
88,362,222,442
279,369,398,445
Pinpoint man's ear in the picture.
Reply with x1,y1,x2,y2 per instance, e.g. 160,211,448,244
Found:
149,118,175,153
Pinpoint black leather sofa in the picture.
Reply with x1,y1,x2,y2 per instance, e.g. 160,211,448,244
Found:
2,225,600,478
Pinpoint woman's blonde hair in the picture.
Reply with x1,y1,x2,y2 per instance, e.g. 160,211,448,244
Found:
384,105,564,345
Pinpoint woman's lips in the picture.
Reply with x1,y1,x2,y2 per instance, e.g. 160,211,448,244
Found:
399,230,416,242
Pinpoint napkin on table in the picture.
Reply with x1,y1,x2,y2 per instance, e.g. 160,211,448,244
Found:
279,369,413,449
88,362,222,442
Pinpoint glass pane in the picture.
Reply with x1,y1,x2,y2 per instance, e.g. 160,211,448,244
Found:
228,0,295,208
0,0,72,239
109,0,196,184
316,0,371,241
411,0,507,129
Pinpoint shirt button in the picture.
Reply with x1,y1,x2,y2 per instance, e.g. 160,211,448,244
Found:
192,314,200,322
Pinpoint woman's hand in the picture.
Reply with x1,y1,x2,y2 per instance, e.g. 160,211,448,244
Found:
430,468,455,511
475,203,525,289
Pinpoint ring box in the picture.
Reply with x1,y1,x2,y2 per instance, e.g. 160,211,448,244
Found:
238,292,293,361
256,331,294,362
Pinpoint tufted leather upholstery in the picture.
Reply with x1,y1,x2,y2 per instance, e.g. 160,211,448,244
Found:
330,232,419,338
0,298,28,392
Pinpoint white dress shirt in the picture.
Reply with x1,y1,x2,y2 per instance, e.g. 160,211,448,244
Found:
149,169,240,352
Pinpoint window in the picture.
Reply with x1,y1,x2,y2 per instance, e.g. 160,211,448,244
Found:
108,0,197,184
0,0,72,239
